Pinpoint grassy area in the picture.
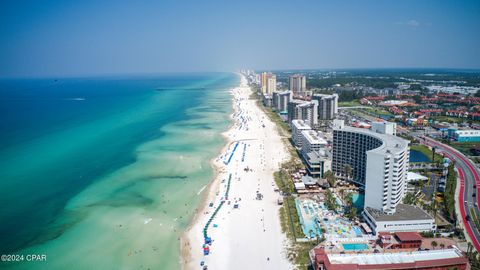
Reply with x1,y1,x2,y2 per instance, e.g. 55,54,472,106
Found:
470,208,480,230
287,241,319,269
431,116,467,124
449,142,480,156
410,144,444,163
338,100,360,107
350,109,378,121
274,168,304,238
362,107,394,117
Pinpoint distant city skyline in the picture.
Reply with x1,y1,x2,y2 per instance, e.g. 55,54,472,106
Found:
1,0,479,78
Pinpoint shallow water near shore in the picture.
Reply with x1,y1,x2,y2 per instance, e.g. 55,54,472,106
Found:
0,73,237,269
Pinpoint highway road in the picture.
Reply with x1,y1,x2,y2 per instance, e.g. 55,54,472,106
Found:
421,136,480,251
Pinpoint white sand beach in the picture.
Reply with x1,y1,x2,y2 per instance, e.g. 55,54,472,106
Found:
182,74,292,270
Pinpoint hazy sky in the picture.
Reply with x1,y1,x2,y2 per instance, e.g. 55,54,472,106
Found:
1,0,479,77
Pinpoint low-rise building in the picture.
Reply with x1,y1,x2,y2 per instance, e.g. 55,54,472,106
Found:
379,232,423,249
302,150,331,178
448,128,480,142
363,204,436,235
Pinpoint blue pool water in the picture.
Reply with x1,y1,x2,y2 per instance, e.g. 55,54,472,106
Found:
343,243,369,251
295,198,322,237
410,149,430,162
352,193,364,209
352,226,363,236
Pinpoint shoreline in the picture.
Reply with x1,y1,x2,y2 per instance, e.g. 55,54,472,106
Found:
181,74,292,269
180,75,239,268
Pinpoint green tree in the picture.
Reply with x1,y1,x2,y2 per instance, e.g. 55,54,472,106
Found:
325,190,339,212
444,163,457,221
431,241,438,249
344,164,353,180
324,170,336,188
349,207,358,221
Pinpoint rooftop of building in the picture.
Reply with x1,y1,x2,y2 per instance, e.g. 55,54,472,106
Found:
365,204,433,222
395,232,422,242
315,247,467,269
292,119,312,130
297,100,318,108
289,99,307,105
302,175,317,185
301,130,327,145
407,172,428,182
277,90,292,95
313,93,338,98
333,125,409,156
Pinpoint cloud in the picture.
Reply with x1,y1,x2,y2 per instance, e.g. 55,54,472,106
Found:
406,19,420,27
395,19,430,28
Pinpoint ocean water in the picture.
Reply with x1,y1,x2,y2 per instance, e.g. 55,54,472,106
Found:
0,73,237,269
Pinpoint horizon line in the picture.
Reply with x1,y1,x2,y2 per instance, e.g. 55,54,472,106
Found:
2,67,480,80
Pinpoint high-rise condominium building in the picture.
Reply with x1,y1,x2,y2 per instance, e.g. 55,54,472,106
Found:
288,100,319,127
297,100,318,128
332,122,409,214
312,94,338,120
260,72,276,95
289,74,306,93
272,90,292,113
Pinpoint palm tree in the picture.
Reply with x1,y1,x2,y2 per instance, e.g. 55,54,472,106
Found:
431,241,438,250
344,164,353,180
440,243,445,249
350,207,358,221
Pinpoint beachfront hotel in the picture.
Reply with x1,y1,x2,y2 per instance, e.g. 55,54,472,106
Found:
332,120,434,233
291,119,312,148
288,100,319,128
272,90,293,113
332,120,409,213
289,74,307,93
312,94,339,120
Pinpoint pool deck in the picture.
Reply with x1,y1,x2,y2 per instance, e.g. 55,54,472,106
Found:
295,196,368,240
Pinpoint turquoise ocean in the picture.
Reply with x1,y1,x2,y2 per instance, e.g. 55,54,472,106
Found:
0,73,237,269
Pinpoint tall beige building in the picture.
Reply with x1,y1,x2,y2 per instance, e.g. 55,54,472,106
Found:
289,74,306,93
260,72,276,95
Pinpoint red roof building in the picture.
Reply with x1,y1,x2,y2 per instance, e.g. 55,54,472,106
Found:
394,232,422,249
311,246,469,270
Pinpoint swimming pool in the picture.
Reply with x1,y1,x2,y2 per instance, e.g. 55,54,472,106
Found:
351,193,364,209
295,198,322,237
342,243,368,251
